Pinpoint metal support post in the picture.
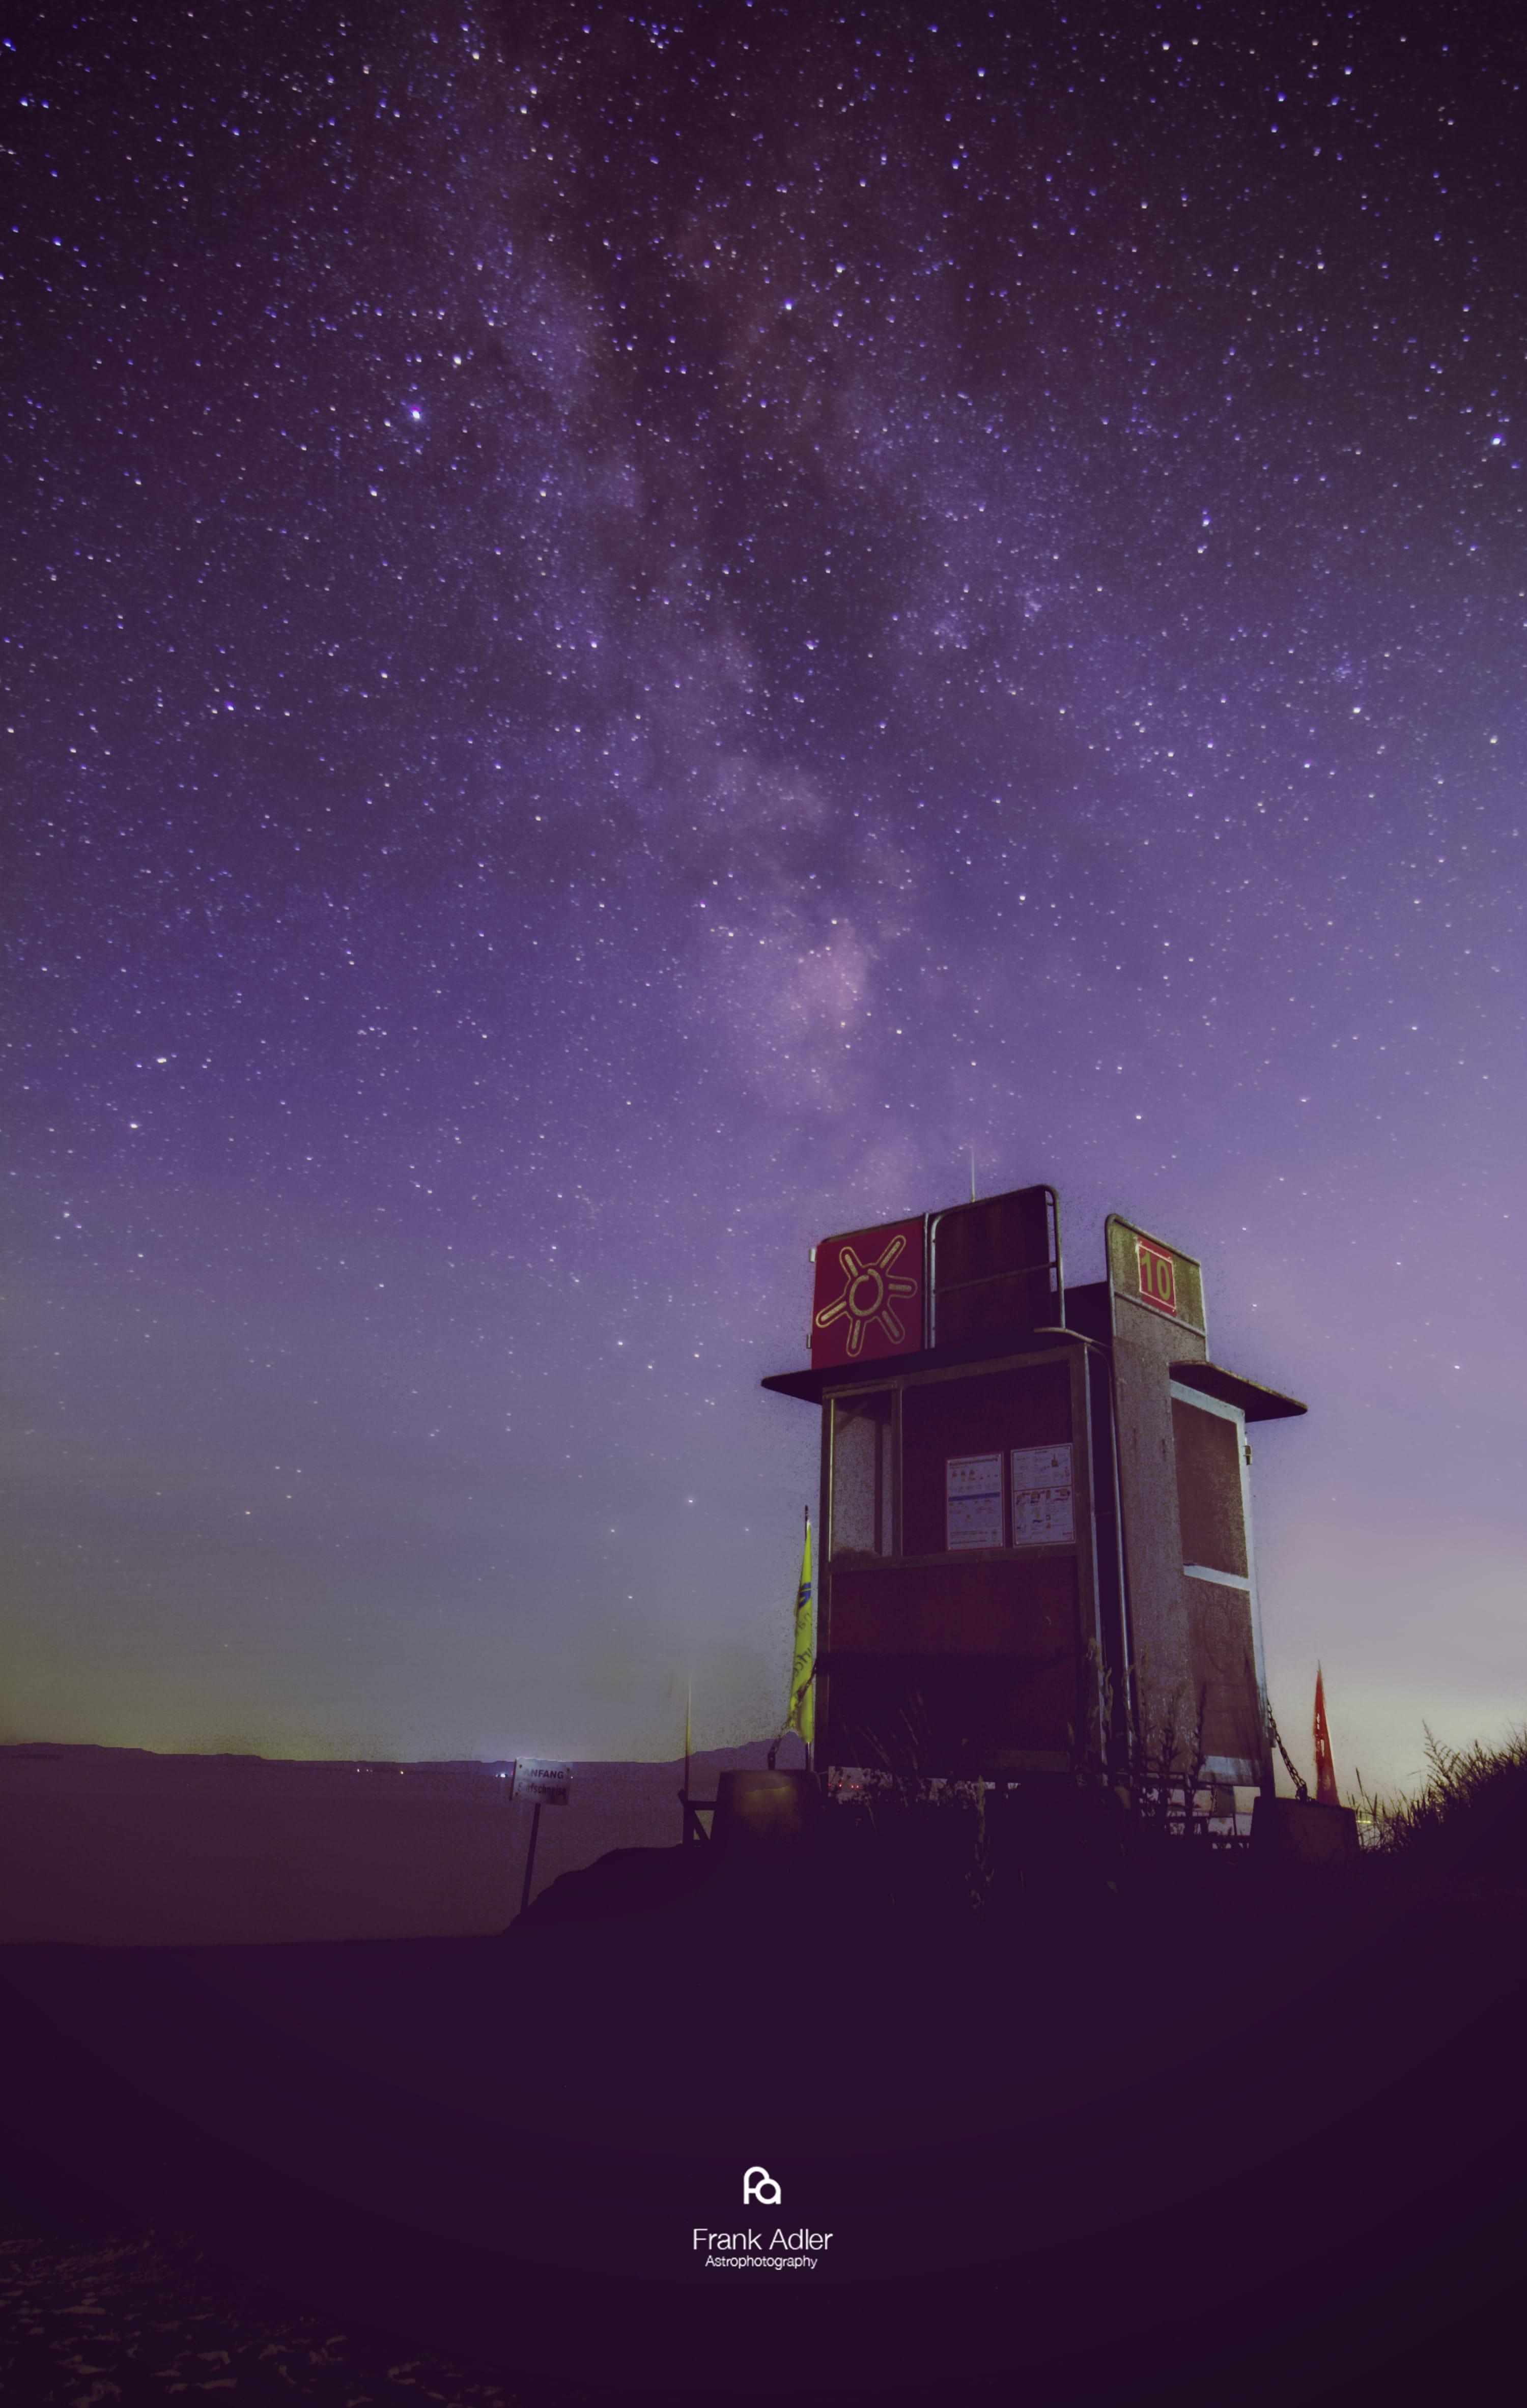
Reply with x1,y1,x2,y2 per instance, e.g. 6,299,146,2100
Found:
519,1801,542,1916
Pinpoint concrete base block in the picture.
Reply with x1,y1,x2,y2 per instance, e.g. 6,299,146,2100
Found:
712,1769,821,1845
1251,1794,1360,1867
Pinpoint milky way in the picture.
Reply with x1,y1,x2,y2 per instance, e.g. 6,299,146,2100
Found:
6,2,1524,1782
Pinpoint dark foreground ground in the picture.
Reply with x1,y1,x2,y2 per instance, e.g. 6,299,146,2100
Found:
4,1824,1525,2405
0,2224,511,2404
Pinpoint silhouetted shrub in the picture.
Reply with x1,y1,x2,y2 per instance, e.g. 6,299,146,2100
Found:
1377,1727,1527,1885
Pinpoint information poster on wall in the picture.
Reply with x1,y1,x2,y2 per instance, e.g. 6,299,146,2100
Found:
1010,1444,1075,1547
946,1453,1003,1550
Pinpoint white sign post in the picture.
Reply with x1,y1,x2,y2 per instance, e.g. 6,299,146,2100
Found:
512,1760,573,1914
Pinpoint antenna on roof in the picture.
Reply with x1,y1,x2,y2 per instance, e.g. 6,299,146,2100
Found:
969,1145,976,1204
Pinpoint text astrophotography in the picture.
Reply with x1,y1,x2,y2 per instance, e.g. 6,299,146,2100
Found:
695,2226,832,2270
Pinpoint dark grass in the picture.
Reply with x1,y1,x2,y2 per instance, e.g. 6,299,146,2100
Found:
1369,1726,1527,1888
0,2223,515,2405
3,1784,1525,2406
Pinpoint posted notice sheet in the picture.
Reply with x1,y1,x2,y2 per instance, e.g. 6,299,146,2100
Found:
946,1453,1003,1550
1010,1443,1075,1546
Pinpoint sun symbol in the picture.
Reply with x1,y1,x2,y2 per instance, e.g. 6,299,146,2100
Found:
814,1231,920,1358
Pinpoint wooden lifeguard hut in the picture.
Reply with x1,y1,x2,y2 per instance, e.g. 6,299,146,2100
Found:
761,1187,1305,1792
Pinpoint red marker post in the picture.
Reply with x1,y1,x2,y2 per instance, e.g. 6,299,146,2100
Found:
1313,1669,1339,1808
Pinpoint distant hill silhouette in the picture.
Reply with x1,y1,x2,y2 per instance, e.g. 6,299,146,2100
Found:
0,1739,777,1944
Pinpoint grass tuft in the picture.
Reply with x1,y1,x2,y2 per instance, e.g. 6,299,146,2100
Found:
1372,1726,1527,1885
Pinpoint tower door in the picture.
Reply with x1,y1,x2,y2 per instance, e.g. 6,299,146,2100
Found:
1169,1383,1264,1781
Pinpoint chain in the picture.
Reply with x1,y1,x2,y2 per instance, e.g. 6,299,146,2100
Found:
1264,1704,1309,1803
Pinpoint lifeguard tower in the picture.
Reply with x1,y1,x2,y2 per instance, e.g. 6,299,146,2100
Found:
761,1188,1305,1792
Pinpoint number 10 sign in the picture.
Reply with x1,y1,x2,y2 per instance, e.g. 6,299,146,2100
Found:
1135,1238,1177,1316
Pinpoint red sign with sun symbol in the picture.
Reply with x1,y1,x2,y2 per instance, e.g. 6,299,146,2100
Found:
810,1216,925,1369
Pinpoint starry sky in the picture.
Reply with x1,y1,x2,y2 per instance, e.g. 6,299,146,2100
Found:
5,0,1524,1790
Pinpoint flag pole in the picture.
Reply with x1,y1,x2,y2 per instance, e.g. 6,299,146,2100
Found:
683,1678,692,1841
800,1501,808,1772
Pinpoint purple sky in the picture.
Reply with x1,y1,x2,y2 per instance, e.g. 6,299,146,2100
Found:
6,1,1523,1795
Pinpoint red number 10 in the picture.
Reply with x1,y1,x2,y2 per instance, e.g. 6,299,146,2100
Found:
1136,1241,1176,1313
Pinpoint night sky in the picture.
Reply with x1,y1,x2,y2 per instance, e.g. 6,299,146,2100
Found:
6,1,1523,1791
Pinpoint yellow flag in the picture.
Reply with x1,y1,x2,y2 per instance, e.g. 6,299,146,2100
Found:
785,1511,815,1746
